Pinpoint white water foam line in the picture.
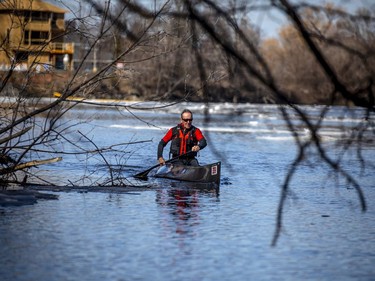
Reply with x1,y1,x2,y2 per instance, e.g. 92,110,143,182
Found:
110,124,297,135
110,124,363,142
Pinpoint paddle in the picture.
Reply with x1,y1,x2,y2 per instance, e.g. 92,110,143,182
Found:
134,151,193,180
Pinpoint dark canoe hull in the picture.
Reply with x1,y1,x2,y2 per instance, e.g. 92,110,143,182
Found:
155,162,221,185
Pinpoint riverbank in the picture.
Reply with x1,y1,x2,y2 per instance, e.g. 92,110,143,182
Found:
0,189,58,207
0,183,155,207
1,71,364,106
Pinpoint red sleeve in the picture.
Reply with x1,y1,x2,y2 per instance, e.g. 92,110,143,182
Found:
161,128,174,143
194,128,205,141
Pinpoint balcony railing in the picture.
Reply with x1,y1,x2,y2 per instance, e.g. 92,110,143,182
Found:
49,42,74,54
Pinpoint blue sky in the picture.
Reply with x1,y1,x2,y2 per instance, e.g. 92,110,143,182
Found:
48,0,373,38
250,0,374,38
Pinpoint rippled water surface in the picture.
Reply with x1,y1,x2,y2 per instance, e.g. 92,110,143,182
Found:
1,102,374,281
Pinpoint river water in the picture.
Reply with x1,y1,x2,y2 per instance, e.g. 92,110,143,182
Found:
1,102,374,281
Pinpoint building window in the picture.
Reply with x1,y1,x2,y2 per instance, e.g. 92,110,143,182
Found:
24,30,30,44
15,52,28,63
30,31,50,45
52,13,64,28
30,11,51,22
24,11,30,22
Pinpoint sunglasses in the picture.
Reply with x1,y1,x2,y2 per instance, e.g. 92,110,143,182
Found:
182,118,193,122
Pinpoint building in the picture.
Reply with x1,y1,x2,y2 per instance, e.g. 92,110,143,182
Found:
0,0,73,71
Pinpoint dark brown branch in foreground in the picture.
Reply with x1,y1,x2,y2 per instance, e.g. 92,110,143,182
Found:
0,126,32,146
0,157,62,176
78,131,115,185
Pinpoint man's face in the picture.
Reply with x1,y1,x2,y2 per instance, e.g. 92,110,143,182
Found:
181,112,193,129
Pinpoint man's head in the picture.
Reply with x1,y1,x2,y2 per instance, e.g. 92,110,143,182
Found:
180,109,193,129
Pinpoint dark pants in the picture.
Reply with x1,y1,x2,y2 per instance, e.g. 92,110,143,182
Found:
171,157,199,166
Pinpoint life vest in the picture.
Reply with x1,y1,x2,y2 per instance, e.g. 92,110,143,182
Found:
170,125,198,157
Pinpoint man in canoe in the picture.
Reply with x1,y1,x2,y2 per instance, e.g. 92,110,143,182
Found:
157,109,207,166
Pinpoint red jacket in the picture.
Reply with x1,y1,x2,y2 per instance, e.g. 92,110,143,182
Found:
157,124,207,159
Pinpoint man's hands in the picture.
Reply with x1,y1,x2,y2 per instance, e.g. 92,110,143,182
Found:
192,145,200,152
158,157,166,166
159,147,199,165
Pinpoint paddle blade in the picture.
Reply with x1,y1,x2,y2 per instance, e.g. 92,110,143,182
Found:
133,165,157,179
133,152,192,180
134,172,149,180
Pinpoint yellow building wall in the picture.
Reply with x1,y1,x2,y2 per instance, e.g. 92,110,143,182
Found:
0,13,24,48
0,1,71,72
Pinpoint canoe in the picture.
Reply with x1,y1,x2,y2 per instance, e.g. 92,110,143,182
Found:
154,162,221,185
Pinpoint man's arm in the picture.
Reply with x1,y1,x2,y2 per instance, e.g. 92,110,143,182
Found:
195,128,207,150
157,128,173,165
198,138,207,150
157,140,166,159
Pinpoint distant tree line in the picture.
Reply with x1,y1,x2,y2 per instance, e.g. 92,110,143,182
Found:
262,4,375,106
60,1,374,106
2,1,374,107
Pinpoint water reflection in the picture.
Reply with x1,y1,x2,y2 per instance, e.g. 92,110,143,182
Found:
156,185,219,235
